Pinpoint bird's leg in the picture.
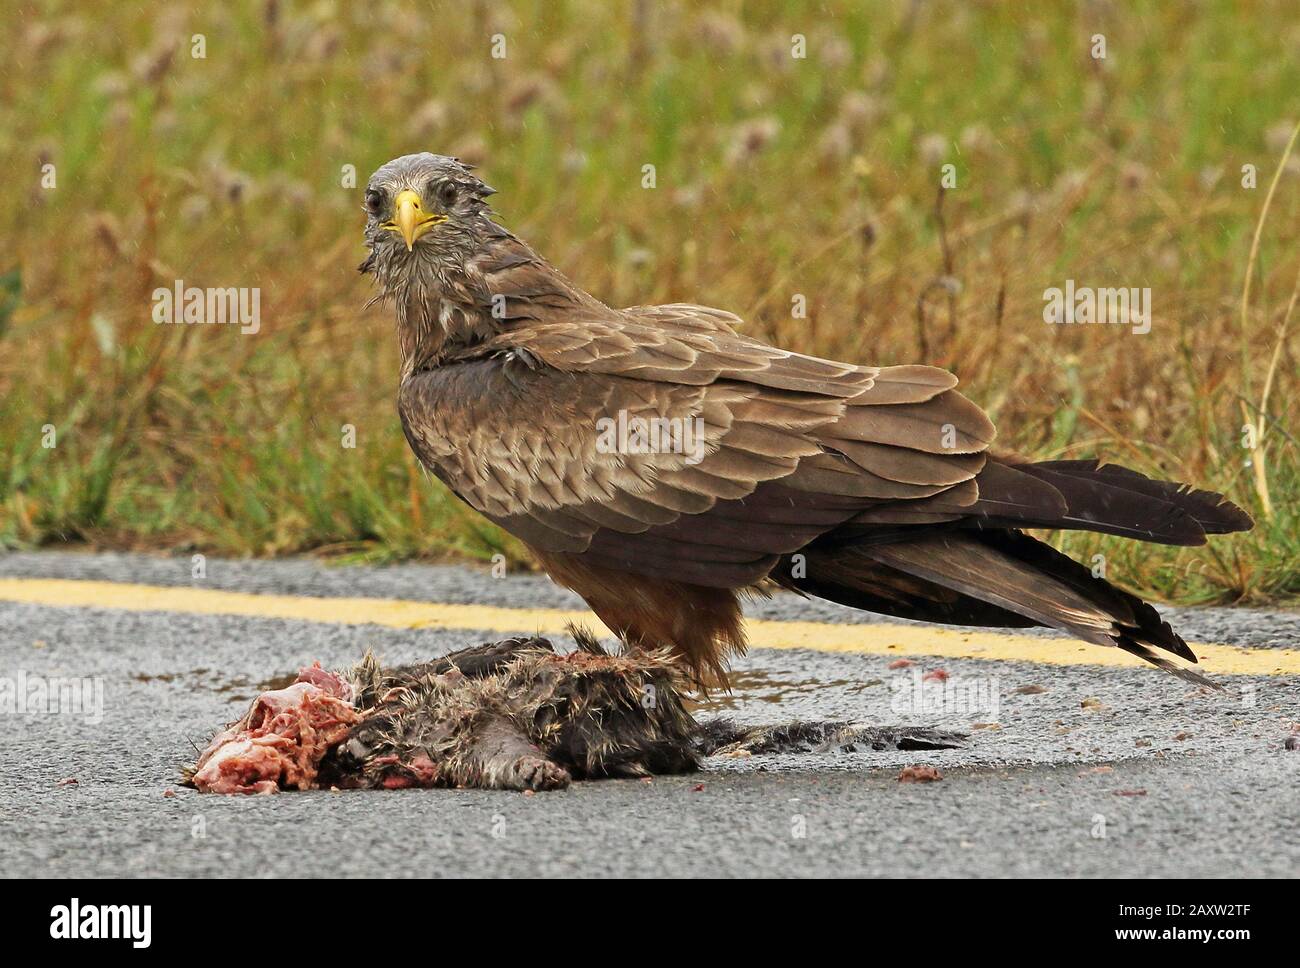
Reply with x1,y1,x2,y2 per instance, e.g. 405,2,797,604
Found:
695,718,967,756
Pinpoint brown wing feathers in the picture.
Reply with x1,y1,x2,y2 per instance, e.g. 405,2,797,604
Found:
402,296,1250,686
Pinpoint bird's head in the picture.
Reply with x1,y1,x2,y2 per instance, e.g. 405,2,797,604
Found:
360,152,587,371
361,152,497,278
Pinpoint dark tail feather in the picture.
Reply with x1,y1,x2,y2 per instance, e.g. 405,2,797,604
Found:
1113,636,1213,687
971,529,1195,662
774,544,1042,629
958,457,1253,545
790,529,1218,688
843,458,1252,547
1025,459,1254,536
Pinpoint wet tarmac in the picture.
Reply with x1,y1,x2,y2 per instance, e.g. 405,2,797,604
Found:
1,551,1296,877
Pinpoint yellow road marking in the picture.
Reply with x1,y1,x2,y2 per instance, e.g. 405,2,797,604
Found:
0,577,1295,676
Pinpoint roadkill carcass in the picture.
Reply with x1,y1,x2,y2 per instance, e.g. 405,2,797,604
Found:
185,633,965,794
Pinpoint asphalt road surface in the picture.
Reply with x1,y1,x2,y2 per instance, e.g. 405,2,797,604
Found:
1,550,1296,878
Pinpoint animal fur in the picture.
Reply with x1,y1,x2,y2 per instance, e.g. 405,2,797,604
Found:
186,633,966,793
322,632,700,791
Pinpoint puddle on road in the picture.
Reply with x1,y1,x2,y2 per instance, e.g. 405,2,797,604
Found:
131,669,297,703
693,667,883,712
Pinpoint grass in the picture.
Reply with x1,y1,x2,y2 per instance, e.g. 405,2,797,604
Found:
0,0,1297,604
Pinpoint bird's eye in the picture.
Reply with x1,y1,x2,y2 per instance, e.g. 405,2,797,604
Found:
364,189,386,215
435,181,458,208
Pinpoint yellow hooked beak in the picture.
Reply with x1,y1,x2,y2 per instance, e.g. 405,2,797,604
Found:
383,189,447,250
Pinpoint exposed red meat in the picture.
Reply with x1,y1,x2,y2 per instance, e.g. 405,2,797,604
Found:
897,765,943,783
295,662,353,700
190,667,362,795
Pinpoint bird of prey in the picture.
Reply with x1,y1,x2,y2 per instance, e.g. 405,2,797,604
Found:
360,152,1252,690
